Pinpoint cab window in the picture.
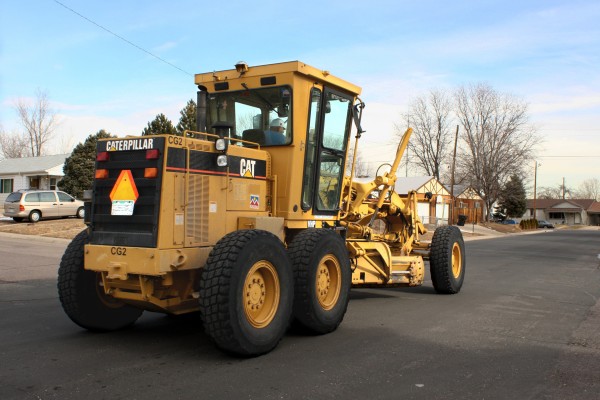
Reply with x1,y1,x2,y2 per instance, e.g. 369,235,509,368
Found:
206,86,292,147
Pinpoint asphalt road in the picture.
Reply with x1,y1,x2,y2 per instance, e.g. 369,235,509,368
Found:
1,229,599,400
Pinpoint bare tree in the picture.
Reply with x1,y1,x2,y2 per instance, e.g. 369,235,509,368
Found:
345,146,370,178
455,83,538,220
575,178,600,200
15,89,58,156
395,89,453,180
537,184,574,199
0,130,30,159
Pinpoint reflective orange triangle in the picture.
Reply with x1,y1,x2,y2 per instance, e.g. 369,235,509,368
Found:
109,170,139,202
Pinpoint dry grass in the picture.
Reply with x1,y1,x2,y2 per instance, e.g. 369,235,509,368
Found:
0,218,86,239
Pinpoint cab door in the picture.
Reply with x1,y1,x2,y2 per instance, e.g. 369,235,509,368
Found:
301,87,353,216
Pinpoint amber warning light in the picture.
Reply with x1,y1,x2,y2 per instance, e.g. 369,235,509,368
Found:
109,170,139,216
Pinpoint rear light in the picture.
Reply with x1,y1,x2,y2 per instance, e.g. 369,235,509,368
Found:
19,205,25,212
146,149,160,160
97,151,110,161
144,168,158,178
95,169,109,179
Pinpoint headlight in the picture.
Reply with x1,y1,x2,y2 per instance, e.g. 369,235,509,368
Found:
217,155,228,167
215,138,227,152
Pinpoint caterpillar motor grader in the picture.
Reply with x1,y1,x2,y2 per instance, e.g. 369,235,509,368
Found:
58,61,465,356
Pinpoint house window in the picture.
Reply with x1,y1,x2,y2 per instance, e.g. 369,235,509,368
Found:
474,202,481,209
549,212,565,219
50,178,57,190
459,201,467,208
0,179,13,193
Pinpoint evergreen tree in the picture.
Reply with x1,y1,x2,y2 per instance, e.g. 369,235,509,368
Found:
176,99,197,135
498,175,527,218
58,130,115,199
142,113,176,136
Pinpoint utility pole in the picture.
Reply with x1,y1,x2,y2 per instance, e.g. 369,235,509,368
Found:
449,125,459,225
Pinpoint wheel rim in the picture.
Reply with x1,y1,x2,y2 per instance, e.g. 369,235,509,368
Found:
244,261,280,328
451,242,462,279
316,255,341,311
31,212,40,222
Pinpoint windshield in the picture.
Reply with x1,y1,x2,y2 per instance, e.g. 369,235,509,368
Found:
206,86,292,146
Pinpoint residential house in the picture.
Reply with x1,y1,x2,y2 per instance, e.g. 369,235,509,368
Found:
0,154,69,202
395,176,451,225
523,198,600,226
447,184,485,224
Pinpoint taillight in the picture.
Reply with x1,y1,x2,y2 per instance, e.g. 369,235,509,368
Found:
146,149,160,160
95,169,109,179
19,205,25,212
97,151,110,161
144,168,158,178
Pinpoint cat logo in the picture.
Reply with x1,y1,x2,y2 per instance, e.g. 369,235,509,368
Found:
240,159,256,178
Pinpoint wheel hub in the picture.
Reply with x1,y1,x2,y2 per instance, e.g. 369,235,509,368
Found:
244,261,280,328
316,255,341,311
451,242,462,278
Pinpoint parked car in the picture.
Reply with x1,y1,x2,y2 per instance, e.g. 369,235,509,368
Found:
501,219,517,225
538,220,555,229
3,190,84,222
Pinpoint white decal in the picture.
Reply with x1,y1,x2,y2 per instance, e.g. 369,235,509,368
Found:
240,159,256,178
106,138,154,151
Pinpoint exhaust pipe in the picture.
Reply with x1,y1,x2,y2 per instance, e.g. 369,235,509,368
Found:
196,85,207,132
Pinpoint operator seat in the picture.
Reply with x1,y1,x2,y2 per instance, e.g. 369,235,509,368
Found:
242,129,265,145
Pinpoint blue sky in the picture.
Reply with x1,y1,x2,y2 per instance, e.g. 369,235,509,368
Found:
1,0,599,191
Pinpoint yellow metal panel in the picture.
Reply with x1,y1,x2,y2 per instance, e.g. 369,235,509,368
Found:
84,245,212,275
237,216,284,241
194,61,361,95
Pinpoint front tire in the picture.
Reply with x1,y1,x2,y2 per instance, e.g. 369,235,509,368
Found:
57,230,143,331
76,207,85,219
288,229,351,334
429,225,465,294
199,230,293,356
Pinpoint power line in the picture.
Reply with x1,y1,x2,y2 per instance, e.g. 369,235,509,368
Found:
53,0,192,77
539,155,600,158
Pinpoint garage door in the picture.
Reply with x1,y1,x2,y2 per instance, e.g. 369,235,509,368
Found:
417,202,430,224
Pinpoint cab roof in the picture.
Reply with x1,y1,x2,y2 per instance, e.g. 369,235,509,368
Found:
194,61,362,96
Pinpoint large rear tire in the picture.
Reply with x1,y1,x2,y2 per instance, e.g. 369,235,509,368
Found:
199,230,293,356
288,229,351,334
57,230,143,331
429,225,465,294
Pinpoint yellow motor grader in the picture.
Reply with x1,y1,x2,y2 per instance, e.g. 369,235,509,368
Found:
58,61,465,356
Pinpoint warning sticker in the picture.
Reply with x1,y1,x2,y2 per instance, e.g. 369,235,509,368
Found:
250,195,260,209
110,170,139,216
111,200,135,216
